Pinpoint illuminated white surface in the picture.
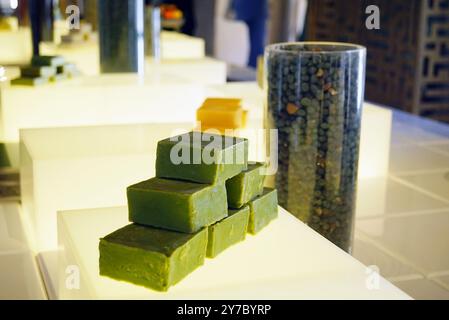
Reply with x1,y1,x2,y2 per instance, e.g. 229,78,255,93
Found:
20,123,193,252
56,206,409,299
0,28,32,65
1,74,207,142
40,31,211,77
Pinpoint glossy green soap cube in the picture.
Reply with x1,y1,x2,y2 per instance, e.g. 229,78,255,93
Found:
10,77,48,86
207,206,250,258
99,223,208,292
21,66,56,77
156,131,248,184
127,177,227,233
248,188,278,234
226,162,266,208
31,55,65,67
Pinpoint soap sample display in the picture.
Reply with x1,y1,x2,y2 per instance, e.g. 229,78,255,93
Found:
207,206,250,258
156,132,248,184
226,162,266,209
248,188,279,234
100,130,278,292
99,224,208,291
128,177,227,233
11,55,79,86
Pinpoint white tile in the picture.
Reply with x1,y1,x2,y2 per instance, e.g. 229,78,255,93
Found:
425,142,449,157
353,233,421,280
389,145,449,174
0,202,28,252
356,178,449,219
356,211,449,274
397,171,449,202
392,278,449,300
0,250,46,299
430,273,449,291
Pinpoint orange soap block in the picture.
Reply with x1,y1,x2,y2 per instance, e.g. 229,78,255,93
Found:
197,98,247,129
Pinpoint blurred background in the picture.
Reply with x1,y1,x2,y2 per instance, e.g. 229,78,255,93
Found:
0,0,448,121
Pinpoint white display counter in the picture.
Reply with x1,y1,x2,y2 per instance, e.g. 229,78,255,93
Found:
1,73,207,142
56,205,409,299
0,28,32,65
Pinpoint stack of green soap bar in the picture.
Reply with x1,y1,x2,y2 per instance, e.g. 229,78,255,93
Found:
226,162,266,208
11,55,78,86
248,188,278,234
99,224,207,291
207,206,250,258
127,177,227,233
100,131,279,292
20,66,57,77
31,55,65,67
156,131,248,184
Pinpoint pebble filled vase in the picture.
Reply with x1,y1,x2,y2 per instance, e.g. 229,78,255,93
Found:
265,42,366,252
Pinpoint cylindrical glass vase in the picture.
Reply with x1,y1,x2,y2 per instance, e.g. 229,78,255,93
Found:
265,42,366,252
98,0,145,74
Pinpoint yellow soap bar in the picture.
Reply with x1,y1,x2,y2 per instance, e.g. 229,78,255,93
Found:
197,98,247,129
201,98,241,108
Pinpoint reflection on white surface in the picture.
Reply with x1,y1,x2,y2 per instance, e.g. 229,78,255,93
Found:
356,211,449,274
392,278,449,300
356,177,449,219
0,203,27,252
21,123,193,252
389,144,449,174
0,250,46,299
397,171,449,202
57,206,409,299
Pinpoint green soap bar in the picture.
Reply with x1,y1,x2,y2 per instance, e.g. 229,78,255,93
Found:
128,177,227,233
99,223,207,292
10,76,48,86
248,188,278,234
31,55,65,67
156,131,248,184
207,206,250,258
50,73,69,82
21,66,56,77
226,162,266,208
57,63,79,77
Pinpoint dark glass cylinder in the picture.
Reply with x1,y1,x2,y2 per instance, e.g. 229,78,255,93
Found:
98,0,145,73
265,42,366,252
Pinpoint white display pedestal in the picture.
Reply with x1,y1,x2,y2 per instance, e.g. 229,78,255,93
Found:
1,74,207,142
0,29,32,65
20,122,193,252
55,206,409,299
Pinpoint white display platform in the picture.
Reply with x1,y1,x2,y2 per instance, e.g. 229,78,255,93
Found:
0,28,32,65
39,31,213,77
20,122,193,252
1,73,207,142
56,206,410,299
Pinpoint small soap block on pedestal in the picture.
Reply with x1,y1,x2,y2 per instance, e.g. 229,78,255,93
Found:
248,188,278,234
99,223,208,292
207,206,250,258
226,162,266,209
127,177,227,233
10,77,48,86
156,132,248,184
31,55,65,67
21,66,56,77
197,98,247,129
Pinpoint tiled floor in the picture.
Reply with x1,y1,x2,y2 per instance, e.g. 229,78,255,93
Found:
353,109,449,300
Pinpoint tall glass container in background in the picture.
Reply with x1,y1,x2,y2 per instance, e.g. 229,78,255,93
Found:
144,4,161,61
98,0,145,74
265,42,366,252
